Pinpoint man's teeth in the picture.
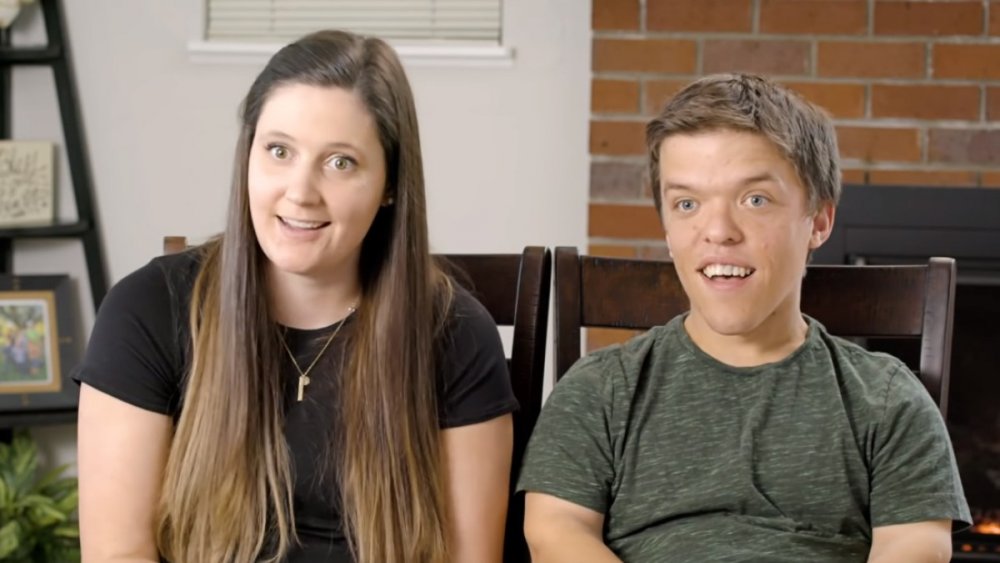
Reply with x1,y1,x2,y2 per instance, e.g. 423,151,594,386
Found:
703,264,754,278
282,217,325,229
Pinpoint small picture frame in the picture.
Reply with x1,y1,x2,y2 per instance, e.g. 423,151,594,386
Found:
0,140,55,227
0,275,79,412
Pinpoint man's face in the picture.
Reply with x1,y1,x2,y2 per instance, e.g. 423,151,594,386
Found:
657,129,834,344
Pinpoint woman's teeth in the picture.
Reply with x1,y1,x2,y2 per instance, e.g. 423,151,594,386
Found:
281,217,326,230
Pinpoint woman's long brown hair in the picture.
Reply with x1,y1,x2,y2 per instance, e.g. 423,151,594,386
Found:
156,30,452,563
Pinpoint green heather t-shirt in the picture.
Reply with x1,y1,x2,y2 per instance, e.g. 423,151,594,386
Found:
518,315,971,563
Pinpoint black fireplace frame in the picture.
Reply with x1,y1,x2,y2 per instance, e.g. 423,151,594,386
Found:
814,184,1000,561
815,184,1000,282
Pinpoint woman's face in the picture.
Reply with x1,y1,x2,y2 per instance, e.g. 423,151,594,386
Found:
247,83,388,284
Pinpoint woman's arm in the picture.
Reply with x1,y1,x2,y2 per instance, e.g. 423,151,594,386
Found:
78,384,172,562
441,414,513,563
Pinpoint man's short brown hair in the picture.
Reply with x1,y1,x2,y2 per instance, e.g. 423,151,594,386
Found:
646,73,841,215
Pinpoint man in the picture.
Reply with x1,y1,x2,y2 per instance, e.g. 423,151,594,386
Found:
518,74,970,563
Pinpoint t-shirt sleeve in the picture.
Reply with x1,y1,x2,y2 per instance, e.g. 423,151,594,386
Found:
438,289,518,428
72,259,184,415
868,362,972,531
516,352,618,514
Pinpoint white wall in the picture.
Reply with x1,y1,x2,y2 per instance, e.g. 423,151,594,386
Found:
9,1,590,470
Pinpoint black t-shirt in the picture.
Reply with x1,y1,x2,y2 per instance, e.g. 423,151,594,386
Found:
74,249,518,562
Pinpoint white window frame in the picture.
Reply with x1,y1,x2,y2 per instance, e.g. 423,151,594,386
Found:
186,0,515,67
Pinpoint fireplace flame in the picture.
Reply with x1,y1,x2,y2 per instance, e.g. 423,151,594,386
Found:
973,520,1000,535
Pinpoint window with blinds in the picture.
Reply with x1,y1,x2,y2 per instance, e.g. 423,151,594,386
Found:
205,0,503,45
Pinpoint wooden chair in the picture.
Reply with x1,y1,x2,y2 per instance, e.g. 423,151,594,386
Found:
163,237,550,563
553,246,957,417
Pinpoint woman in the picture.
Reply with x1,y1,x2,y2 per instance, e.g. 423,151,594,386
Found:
76,30,515,563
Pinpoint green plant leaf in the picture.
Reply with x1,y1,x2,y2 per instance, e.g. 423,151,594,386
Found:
13,493,52,511
40,476,77,500
50,523,80,539
0,475,10,509
0,520,21,559
0,431,80,561
33,463,71,491
7,442,38,495
27,502,67,528
0,517,33,561
41,543,81,563
54,489,79,515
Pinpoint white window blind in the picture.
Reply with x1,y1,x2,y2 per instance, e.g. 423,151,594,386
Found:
206,0,503,45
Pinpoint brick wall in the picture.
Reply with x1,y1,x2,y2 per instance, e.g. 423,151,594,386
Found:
588,0,1000,348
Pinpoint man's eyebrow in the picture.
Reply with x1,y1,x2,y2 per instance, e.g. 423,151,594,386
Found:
661,183,692,193
740,172,781,186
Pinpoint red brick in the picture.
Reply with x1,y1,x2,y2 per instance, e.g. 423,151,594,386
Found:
588,244,638,258
647,0,752,32
988,87,1000,121
593,39,697,73
591,121,646,156
592,79,640,114
934,44,1000,79
837,126,922,162
818,41,925,78
703,40,811,75
760,0,867,35
842,169,868,184
871,84,980,120
589,203,664,239
783,81,866,119
982,171,1000,186
594,0,639,30
874,1,983,36
591,161,646,200
928,129,1000,165
867,169,978,187
587,327,641,352
992,2,1000,35
644,79,691,115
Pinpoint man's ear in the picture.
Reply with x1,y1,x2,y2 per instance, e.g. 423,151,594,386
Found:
809,201,836,250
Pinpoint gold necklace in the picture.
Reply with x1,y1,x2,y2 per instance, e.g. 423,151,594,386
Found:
282,305,355,402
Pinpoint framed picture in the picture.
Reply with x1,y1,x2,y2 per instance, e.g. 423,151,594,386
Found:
0,275,79,412
0,140,55,227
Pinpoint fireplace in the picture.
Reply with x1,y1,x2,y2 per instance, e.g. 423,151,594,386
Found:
815,184,1000,561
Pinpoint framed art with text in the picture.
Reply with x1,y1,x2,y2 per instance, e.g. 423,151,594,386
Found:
0,140,56,227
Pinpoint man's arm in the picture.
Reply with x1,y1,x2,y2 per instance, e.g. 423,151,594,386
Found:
524,492,622,563
867,520,952,563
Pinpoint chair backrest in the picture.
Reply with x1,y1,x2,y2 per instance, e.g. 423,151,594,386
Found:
439,249,550,563
553,246,956,417
163,237,550,563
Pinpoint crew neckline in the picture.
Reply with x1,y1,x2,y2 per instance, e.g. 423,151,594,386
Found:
672,313,821,375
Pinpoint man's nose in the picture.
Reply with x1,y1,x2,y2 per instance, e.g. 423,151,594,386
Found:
702,203,743,245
